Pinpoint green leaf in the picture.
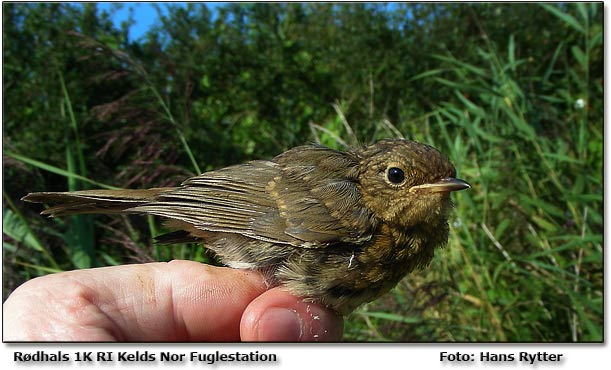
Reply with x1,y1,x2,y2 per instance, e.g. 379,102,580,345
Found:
5,152,119,190
14,261,64,274
571,45,587,70
542,4,585,34
3,207,45,252
494,219,511,240
408,68,446,81
519,195,565,218
433,54,488,78
542,43,565,84
531,215,558,232
359,311,422,324
576,3,588,24
508,35,516,70
453,90,486,118
543,151,583,164
588,30,602,51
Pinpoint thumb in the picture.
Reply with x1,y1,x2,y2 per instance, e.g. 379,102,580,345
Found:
240,287,344,342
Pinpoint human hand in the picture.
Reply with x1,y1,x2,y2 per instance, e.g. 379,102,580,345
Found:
3,260,343,341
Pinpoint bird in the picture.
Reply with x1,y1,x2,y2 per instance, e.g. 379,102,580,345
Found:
22,139,470,314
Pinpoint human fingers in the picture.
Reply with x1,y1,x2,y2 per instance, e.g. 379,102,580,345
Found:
240,287,343,342
4,260,268,341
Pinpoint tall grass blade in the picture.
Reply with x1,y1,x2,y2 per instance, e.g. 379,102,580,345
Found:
541,4,585,34
59,71,95,269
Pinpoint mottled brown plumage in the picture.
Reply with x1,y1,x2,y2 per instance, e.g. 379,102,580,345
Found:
22,139,470,314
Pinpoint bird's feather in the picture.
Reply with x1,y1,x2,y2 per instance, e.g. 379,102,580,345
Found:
25,146,377,248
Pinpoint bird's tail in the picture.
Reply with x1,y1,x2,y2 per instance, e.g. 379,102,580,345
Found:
22,188,175,217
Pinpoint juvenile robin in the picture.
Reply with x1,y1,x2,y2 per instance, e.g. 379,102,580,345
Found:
23,139,470,314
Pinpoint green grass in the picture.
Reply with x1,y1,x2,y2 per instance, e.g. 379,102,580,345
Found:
3,3,602,342
340,4,602,341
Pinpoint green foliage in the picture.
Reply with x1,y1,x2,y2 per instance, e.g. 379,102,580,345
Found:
2,3,602,342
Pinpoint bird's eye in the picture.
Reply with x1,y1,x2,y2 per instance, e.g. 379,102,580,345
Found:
387,167,405,184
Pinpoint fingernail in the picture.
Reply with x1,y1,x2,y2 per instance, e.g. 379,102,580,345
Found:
256,308,303,341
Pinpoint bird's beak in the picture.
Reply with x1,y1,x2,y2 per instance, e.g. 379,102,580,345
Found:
409,178,471,194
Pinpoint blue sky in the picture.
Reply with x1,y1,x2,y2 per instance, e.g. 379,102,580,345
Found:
97,2,223,41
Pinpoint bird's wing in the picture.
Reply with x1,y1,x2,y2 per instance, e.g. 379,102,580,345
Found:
130,160,296,244
270,145,376,245
131,146,375,247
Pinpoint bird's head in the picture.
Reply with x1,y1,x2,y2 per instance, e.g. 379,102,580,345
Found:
355,139,470,229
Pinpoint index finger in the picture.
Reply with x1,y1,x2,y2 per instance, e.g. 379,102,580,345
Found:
4,260,268,341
